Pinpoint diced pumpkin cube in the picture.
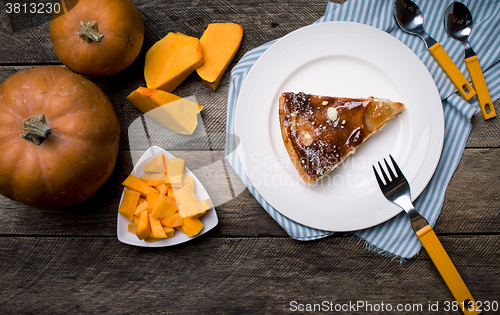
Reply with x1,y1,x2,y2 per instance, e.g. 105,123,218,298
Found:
167,158,185,187
136,211,151,240
151,194,178,218
177,217,204,237
143,155,166,173
122,174,153,196
174,184,204,218
182,174,195,191
133,215,140,224
162,226,175,238
128,223,138,234
167,187,176,201
146,189,160,209
159,212,184,227
200,198,214,211
196,23,244,91
144,32,204,92
140,172,166,186
118,189,141,221
155,183,169,195
149,215,168,239
135,200,152,215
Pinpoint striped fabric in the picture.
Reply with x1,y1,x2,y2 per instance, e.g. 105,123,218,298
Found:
225,0,500,258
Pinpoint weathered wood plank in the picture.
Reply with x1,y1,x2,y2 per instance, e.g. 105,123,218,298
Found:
0,235,497,314
0,148,498,236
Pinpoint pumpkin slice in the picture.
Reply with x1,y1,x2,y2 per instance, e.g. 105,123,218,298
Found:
118,189,141,221
167,158,185,188
177,217,204,237
143,155,165,173
140,172,165,186
162,226,175,238
196,23,244,91
126,87,203,135
174,184,205,218
144,32,204,92
122,174,152,196
149,215,168,239
159,212,184,228
136,210,151,240
151,194,178,218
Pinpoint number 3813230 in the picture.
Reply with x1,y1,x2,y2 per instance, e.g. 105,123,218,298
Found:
6,2,61,14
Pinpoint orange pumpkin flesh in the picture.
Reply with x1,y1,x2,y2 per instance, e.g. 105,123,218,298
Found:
49,0,144,77
0,66,121,208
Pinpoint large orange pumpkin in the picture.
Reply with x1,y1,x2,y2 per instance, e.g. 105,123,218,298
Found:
0,66,121,208
49,0,144,77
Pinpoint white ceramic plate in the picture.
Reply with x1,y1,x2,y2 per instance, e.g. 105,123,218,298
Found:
117,146,218,247
234,22,444,232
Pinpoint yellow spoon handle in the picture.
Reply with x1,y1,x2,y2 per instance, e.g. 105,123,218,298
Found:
428,43,476,101
465,55,496,120
416,225,481,315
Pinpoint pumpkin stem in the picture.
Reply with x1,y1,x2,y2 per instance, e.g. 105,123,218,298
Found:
22,113,52,145
78,21,104,43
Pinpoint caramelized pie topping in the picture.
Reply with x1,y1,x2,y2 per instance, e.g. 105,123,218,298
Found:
279,92,404,183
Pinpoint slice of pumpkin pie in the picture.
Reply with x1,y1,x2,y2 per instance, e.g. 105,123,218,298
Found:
279,92,404,183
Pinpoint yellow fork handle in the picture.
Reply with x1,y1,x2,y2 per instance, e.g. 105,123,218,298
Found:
416,225,481,315
428,43,476,101
465,55,496,120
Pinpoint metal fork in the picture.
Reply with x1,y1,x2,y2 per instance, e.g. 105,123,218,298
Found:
373,155,480,315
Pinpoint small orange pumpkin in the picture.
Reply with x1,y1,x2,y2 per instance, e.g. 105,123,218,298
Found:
49,0,144,77
0,66,121,208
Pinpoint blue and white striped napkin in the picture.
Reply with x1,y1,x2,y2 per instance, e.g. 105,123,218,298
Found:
225,0,500,259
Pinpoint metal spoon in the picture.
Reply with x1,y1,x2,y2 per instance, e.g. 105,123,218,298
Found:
393,0,475,101
444,2,496,120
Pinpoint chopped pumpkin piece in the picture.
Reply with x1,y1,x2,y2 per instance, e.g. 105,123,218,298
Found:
174,184,205,218
159,212,184,228
149,215,168,239
143,155,166,173
140,172,166,186
135,200,152,215
144,32,204,92
118,189,141,221
133,215,140,224
146,189,160,209
177,217,204,237
155,183,169,195
196,23,243,91
122,174,153,196
136,210,151,240
162,226,175,238
151,194,178,218
126,87,203,135
167,158,185,188
200,198,214,211
182,174,195,191
167,187,176,201
128,223,138,234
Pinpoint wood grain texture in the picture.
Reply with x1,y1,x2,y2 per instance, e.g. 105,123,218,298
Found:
0,149,498,237
0,236,497,314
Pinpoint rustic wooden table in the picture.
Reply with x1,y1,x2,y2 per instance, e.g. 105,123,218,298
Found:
1,1,499,314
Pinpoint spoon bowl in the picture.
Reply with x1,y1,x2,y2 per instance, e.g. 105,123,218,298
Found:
392,0,475,101
444,2,496,119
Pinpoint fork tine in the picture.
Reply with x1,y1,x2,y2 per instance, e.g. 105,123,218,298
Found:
389,154,404,177
384,158,397,180
378,161,391,184
373,165,385,187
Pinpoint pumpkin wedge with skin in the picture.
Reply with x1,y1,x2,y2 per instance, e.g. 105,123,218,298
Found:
144,32,204,92
196,23,244,91
50,0,144,77
0,66,120,208
127,87,203,135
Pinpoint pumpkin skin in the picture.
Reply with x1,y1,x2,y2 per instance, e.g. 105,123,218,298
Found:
0,66,121,208
50,0,144,77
